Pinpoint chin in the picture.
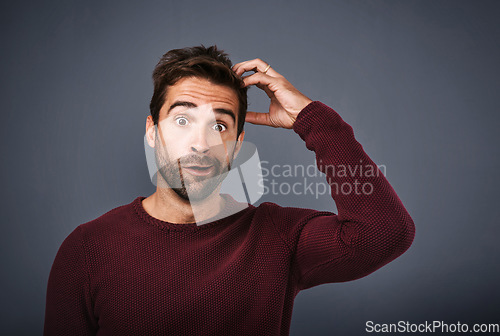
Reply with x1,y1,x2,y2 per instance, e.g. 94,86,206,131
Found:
173,183,219,203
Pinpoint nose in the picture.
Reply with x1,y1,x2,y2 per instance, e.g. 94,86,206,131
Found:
189,127,210,154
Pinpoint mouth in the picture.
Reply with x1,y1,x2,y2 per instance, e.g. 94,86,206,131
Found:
182,165,215,177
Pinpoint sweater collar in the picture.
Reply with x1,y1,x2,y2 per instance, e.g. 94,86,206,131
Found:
132,194,251,231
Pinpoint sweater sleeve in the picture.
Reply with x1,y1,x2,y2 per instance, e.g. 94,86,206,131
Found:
290,101,415,290
44,225,98,335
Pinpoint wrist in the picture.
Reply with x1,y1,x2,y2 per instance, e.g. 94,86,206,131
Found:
298,97,313,112
290,97,313,124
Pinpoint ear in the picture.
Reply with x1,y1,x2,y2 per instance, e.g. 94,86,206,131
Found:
146,116,156,148
233,130,245,158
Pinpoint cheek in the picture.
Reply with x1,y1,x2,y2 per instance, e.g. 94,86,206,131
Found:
157,130,188,160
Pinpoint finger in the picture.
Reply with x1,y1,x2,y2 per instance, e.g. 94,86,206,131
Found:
242,72,278,99
232,60,259,74
245,111,275,127
233,58,282,78
234,59,280,77
233,61,258,76
242,72,279,91
242,72,274,99
238,69,277,101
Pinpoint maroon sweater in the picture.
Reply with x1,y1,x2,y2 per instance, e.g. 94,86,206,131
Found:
44,102,415,336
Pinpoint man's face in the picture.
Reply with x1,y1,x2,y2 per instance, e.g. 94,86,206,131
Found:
149,77,244,202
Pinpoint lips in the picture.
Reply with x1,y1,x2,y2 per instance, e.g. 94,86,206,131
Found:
182,165,215,176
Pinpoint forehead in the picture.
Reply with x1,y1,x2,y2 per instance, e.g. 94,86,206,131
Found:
164,77,239,110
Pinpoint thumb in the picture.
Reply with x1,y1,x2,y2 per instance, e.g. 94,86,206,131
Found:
245,111,274,127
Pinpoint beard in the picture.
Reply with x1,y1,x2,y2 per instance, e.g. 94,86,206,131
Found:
154,136,233,202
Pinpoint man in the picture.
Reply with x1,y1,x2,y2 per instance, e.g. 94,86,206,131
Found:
44,46,415,335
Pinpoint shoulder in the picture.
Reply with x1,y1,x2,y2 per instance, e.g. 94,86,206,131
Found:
73,197,142,242
50,198,144,281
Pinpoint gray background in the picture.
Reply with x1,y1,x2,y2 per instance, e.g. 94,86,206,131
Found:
1,0,499,335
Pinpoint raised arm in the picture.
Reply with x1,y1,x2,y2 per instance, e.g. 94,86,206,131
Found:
233,59,415,289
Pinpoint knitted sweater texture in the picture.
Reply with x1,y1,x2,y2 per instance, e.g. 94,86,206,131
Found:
44,101,415,335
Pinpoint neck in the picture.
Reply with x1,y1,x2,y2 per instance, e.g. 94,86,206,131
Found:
142,186,224,224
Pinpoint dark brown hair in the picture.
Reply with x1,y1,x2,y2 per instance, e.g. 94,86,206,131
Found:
150,45,248,136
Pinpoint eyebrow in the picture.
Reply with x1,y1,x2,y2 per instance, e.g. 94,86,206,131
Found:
168,101,236,124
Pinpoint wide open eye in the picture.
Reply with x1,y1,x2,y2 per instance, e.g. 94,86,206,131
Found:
212,123,227,132
175,117,189,126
